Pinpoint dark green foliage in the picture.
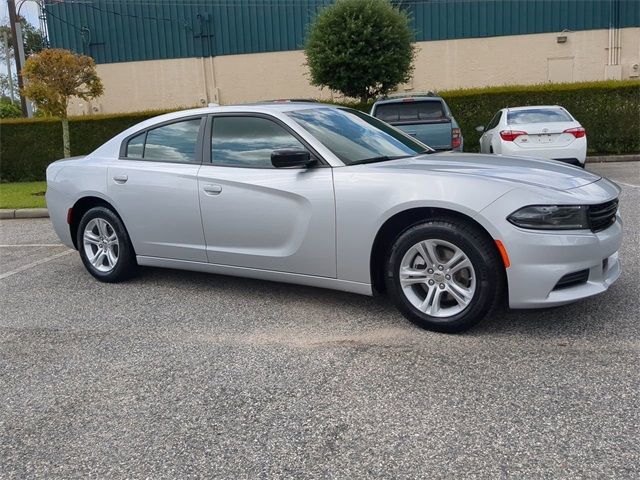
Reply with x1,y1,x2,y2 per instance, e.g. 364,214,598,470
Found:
0,99,21,119
0,110,172,181
441,81,640,156
1,81,638,182
305,0,415,102
333,81,640,155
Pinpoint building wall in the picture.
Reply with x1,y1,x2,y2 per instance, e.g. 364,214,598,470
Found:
47,0,640,64
68,28,640,115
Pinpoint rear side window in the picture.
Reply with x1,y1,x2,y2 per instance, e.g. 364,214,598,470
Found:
374,101,446,123
507,109,573,125
211,116,306,168
124,118,202,163
126,132,145,158
486,111,502,130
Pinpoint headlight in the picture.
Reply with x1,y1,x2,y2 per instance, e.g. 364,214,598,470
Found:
507,205,589,230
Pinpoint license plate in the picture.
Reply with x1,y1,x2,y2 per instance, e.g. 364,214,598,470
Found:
537,134,552,143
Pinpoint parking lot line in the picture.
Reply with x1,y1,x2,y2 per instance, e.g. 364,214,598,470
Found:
0,244,64,247
0,249,74,280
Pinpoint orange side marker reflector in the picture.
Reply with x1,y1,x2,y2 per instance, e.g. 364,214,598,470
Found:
66,208,73,225
495,240,510,268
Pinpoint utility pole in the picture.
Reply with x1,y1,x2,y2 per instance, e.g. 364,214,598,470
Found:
7,0,28,116
2,30,15,101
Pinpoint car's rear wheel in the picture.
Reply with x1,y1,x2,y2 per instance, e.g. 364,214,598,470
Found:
77,206,136,282
385,219,504,333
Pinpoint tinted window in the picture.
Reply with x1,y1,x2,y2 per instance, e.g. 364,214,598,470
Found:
126,132,145,158
374,100,446,123
211,116,306,168
507,108,573,125
287,108,427,165
142,118,201,162
487,111,502,130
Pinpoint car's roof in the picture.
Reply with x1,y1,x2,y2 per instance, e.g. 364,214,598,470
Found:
505,105,564,112
373,96,444,105
195,102,334,114
144,102,337,124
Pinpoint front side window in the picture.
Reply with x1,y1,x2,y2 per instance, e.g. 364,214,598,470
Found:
287,107,427,165
211,116,306,168
507,108,573,125
124,118,202,162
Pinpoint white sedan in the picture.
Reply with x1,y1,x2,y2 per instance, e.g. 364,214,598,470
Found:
477,106,587,167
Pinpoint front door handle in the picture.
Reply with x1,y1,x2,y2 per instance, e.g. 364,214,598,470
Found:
113,175,128,184
203,184,222,195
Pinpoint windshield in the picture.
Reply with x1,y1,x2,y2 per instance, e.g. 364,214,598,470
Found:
507,108,573,124
286,107,429,165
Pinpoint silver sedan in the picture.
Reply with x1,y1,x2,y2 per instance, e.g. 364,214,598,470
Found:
46,104,622,332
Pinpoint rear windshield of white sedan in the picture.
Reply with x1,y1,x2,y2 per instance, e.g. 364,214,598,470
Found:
507,108,573,124
286,107,427,165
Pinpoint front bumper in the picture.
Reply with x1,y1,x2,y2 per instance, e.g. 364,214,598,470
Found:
481,180,622,309
505,221,622,308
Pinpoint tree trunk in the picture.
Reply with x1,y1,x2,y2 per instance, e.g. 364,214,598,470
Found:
62,118,70,158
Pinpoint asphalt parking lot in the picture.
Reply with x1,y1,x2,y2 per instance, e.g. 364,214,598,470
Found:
1,162,638,479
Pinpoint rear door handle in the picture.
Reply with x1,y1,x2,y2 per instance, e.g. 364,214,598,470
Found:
203,184,222,195
113,175,128,184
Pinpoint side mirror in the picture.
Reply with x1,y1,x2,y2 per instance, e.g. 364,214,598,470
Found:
475,125,485,133
271,149,315,168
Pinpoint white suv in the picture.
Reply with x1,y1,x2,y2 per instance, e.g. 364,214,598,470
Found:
477,106,587,167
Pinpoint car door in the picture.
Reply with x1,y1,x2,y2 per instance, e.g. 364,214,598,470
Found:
108,116,208,262
197,114,336,278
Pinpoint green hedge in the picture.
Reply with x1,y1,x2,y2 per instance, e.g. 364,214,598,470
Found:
1,81,638,182
0,109,173,182
338,80,640,155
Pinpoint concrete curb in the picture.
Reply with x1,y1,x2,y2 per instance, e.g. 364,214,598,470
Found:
586,154,640,163
0,208,49,219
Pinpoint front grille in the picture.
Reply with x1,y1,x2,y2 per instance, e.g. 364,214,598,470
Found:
588,199,618,232
553,269,590,291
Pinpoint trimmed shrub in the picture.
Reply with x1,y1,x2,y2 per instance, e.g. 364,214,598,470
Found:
440,80,640,155
1,81,638,182
0,109,173,181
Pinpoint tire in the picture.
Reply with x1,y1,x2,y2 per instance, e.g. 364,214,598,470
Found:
384,219,504,333
77,206,137,283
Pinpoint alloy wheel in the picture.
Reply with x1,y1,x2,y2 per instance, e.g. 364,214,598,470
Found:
83,218,119,273
399,239,476,318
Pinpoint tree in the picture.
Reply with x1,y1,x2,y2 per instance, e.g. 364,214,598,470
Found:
22,49,104,157
305,0,415,103
0,16,46,62
0,98,21,118
0,72,18,99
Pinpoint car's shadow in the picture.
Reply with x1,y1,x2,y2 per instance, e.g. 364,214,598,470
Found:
124,265,635,340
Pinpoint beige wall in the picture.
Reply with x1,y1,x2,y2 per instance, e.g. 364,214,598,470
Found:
68,27,640,115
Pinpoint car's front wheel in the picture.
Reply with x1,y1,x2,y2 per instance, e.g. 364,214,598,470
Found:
77,206,137,282
385,219,504,333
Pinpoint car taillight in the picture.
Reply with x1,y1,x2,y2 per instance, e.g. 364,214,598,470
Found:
563,126,586,138
499,130,527,142
452,127,462,149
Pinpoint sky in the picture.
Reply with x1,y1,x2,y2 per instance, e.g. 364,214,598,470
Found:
1,0,41,76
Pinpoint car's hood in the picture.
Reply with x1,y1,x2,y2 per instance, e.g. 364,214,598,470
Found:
368,152,600,191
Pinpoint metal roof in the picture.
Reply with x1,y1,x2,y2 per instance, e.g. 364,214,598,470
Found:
44,0,640,65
